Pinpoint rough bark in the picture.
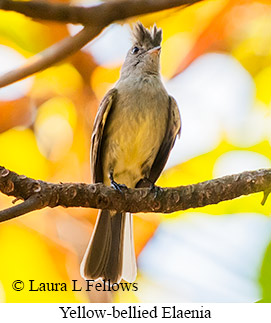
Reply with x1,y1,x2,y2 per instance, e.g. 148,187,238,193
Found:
1,166,270,222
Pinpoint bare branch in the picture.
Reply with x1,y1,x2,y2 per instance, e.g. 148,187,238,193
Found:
0,0,203,25
1,166,271,222
0,0,203,88
0,195,44,222
0,26,101,88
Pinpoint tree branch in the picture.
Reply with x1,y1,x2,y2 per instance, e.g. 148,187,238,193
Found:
0,26,100,88
1,166,271,222
0,0,203,25
0,0,203,88
0,195,44,222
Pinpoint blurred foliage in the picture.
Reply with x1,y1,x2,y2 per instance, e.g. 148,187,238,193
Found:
0,0,271,302
259,241,271,302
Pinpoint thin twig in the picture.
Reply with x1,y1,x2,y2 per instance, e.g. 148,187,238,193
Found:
0,25,101,88
0,195,44,222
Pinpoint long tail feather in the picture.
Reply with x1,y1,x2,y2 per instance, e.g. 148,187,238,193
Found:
80,210,137,283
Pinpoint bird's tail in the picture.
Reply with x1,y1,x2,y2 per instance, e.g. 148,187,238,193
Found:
80,210,137,283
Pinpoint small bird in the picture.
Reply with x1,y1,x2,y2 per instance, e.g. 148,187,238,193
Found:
81,22,181,283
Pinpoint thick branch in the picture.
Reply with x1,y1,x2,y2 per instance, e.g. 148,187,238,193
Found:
0,0,203,25
1,166,271,222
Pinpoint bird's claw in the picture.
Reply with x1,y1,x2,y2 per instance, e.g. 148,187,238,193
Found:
110,179,127,193
150,184,163,199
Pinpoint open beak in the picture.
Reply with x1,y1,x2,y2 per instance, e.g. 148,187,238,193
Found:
148,46,161,55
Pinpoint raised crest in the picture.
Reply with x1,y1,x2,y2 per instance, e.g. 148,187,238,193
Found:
132,22,162,48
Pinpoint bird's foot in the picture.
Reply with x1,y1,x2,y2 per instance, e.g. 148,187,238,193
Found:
111,180,127,193
150,184,164,199
109,173,127,193
136,178,163,198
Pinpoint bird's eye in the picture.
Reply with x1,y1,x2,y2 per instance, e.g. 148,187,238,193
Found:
131,46,139,54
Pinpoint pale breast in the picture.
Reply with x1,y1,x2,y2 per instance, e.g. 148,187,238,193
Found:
102,75,169,187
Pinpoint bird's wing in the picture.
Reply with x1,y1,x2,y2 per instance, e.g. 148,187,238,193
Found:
148,95,181,184
91,88,118,183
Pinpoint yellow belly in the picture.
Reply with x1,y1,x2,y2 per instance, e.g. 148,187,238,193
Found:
102,107,167,187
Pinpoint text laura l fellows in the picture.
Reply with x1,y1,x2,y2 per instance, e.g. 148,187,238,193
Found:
14,279,138,292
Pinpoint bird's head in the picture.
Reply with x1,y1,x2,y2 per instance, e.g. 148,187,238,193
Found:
121,22,162,77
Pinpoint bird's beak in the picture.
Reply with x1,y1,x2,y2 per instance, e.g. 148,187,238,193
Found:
148,46,161,55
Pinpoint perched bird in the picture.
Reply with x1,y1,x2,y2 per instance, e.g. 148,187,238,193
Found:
81,22,181,283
